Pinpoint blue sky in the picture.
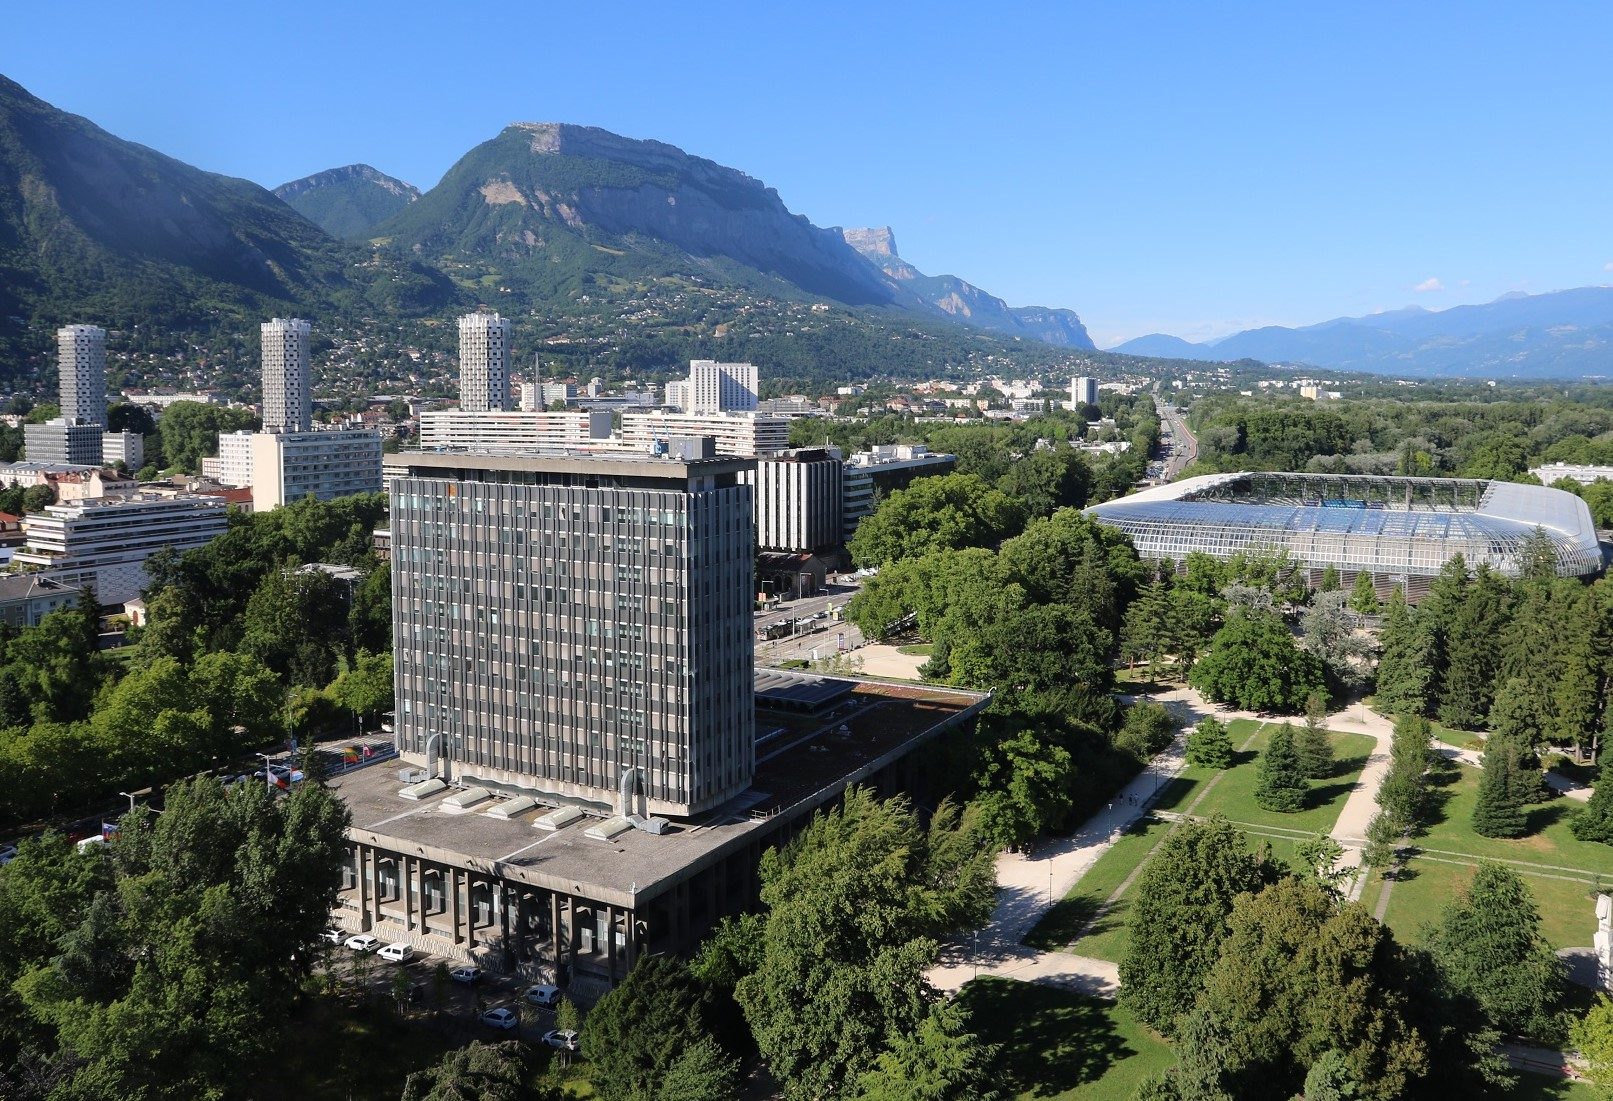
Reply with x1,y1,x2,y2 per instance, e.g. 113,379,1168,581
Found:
5,1,1611,346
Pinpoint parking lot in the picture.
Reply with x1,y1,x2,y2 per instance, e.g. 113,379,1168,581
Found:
319,933,573,1046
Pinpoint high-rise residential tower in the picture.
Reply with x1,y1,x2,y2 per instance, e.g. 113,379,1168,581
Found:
261,318,312,433
686,360,758,413
387,446,756,817
1072,375,1099,408
457,311,513,413
57,325,107,426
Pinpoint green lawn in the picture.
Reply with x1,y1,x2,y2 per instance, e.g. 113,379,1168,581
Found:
957,977,1173,1099
1177,727,1376,836
1379,855,1600,952
1028,725,1374,962
1415,759,1613,878
1429,719,1485,751
896,643,934,657
1512,1073,1600,1100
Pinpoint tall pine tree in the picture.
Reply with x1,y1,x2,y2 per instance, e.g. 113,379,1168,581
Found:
1374,588,1435,718
1296,692,1334,779
1256,724,1308,813
1436,566,1508,730
1472,735,1528,838
1348,570,1380,615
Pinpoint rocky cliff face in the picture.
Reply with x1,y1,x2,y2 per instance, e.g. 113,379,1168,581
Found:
838,226,1094,348
375,123,913,308
274,164,420,239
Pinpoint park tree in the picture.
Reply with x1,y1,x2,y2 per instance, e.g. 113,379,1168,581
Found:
1185,716,1234,769
583,955,736,1101
851,999,1001,1101
847,473,1025,568
1254,724,1307,813
1347,571,1379,616
971,732,1076,850
1164,585,1221,676
1189,609,1327,714
1118,818,1277,1035
156,400,259,473
1318,564,1341,593
1302,591,1369,691
330,649,395,726
1572,996,1613,1095
1193,878,1429,1101
1422,863,1565,1040
653,1037,742,1101
736,789,994,1099
1121,573,1171,669
400,1041,534,1101
1115,701,1175,761
1472,736,1528,839
1436,567,1508,730
1296,693,1334,779
1372,588,1436,718
6,776,350,1098
1573,769,1613,843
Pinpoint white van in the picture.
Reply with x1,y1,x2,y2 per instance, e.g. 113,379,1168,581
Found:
378,942,413,963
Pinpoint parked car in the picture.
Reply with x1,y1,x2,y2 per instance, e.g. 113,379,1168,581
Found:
0,843,16,865
378,942,413,963
318,928,344,945
541,1029,580,1052
449,965,483,984
344,934,381,953
480,1007,518,1030
523,984,561,1007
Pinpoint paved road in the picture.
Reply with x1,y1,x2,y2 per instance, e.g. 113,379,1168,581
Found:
1155,400,1198,480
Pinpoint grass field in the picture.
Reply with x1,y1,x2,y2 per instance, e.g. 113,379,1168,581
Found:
1415,759,1613,878
1376,855,1601,952
896,643,934,657
957,977,1173,1099
1028,724,1373,961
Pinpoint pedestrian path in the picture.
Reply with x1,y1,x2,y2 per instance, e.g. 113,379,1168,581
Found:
932,688,1401,994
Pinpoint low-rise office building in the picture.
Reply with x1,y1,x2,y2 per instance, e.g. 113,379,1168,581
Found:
0,574,81,627
618,412,788,457
101,431,144,471
24,421,103,466
13,493,229,605
250,429,383,511
418,410,614,452
744,448,843,554
841,444,957,541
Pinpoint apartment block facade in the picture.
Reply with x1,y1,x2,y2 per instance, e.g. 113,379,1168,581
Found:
458,312,513,413
387,449,756,817
261,318,312,433
57,324,107,426
743,448,844,553
685,361,758,413
249,429,384,510
23,422,103,466
618,412,787,457
418,411,614,452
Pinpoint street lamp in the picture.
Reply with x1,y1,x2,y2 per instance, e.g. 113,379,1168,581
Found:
1048,860,1053,906
257,752,274,792
117,791,136,815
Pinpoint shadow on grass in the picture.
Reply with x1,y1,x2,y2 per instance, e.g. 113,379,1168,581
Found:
1306,778,1358,811
1025,894,1104,951
958,977,1132,1097
1150,775,1200,813
1414,756,1463,835
1526,800,1572,835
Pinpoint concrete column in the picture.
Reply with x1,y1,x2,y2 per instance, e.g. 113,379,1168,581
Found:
356,845,372,931
497,882,511,973
402,855,415,932
606,904,618,981
449,868,463,945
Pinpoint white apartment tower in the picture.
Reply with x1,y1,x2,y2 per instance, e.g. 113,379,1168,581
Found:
1072,376,1099,408
58,325,107,426
458,311,513,413
687,360,758,413
261,318,312,433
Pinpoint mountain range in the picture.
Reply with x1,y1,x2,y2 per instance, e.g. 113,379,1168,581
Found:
1112,288,1613,378
0,68,1114,392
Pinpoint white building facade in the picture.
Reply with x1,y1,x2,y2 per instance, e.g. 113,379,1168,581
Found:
457,311,513,413
14,493,229,605
418,410,614,451
686,360,758,413
261,318,312,433
618,412,786,457
743,448,844,553
203,431,256,487
248,429,384,511
58,324,107,426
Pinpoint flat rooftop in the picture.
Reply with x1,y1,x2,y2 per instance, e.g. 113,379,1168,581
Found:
330,677,987,910
385,449,754,480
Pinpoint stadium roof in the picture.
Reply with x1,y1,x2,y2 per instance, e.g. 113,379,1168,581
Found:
1087,472,1603,581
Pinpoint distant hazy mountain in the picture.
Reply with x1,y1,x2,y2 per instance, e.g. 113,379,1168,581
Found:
1109,333,1222,360
274,164,420,239
0,74,455,375
838,226,1094,348
373,122,912,308
1112,288,1613,377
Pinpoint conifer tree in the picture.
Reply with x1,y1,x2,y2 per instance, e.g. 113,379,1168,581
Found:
1348,571,1379,616
1472,736,1527,838
1255,724,1308,813
1373,588,1434,717
1121,574,1170,669
1186,716,1234,769
1296,692,1334,779
1318,564,1341,593
1436,566,1507,730
1573,767,1613,844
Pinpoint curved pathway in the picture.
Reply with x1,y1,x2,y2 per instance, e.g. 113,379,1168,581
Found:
931,688,1398,995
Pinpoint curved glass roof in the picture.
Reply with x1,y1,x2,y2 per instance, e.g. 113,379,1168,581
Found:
1087,472,1603,579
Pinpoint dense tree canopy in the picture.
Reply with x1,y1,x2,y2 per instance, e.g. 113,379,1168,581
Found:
847,473,1025,568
